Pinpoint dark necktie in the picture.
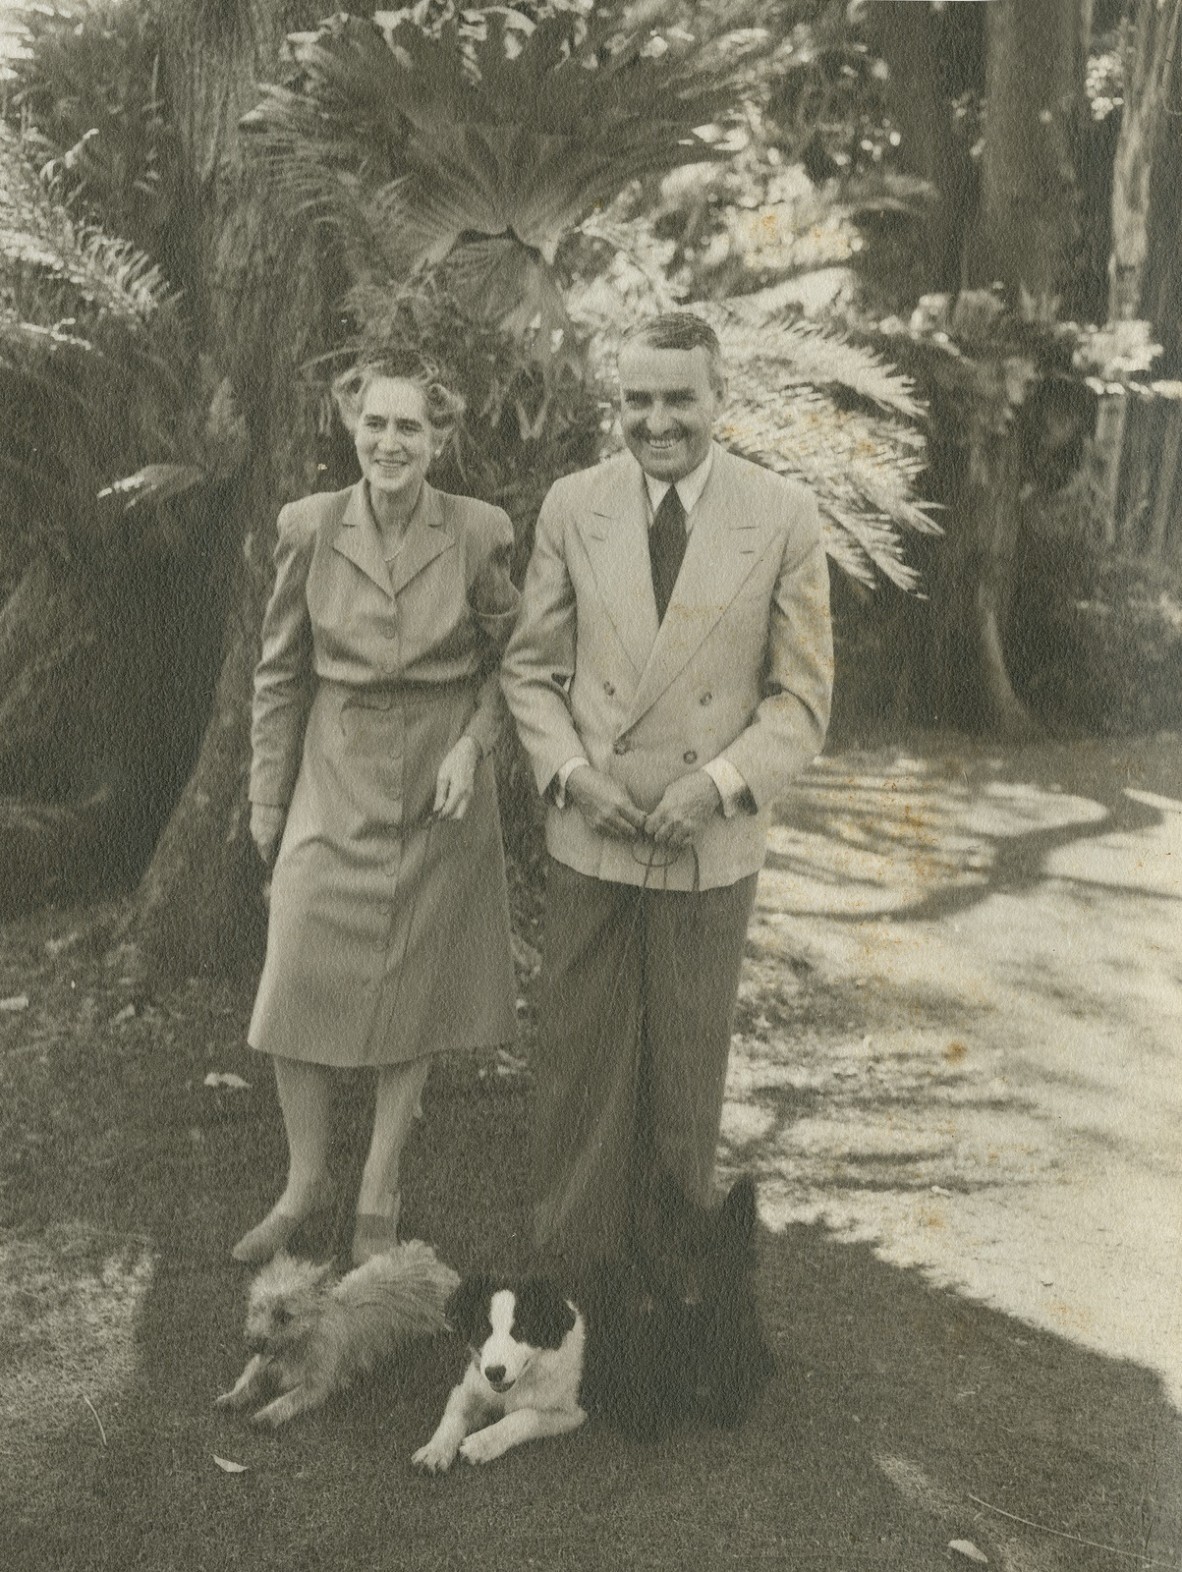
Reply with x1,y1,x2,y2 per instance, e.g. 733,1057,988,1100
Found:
649,485,687,622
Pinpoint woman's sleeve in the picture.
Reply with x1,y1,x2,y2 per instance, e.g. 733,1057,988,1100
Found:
249,505,315,808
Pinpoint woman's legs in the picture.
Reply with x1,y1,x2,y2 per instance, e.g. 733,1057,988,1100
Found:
352,1054,432,1263
231,1055,334,1264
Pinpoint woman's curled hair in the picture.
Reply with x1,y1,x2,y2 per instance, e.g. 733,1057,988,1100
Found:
332,354,466,438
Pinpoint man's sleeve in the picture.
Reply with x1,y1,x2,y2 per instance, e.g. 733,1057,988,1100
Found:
500,487,589,797
702,756,754,818
715,490,833,809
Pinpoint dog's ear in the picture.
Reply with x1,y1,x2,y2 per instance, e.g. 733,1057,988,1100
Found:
717,1175,758,1250
517,1277,577,1349
445,1274,494,1345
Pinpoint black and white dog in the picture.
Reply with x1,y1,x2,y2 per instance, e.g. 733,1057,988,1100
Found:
412,1274,587,1471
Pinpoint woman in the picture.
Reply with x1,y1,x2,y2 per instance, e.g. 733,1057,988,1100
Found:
234,356,520,1268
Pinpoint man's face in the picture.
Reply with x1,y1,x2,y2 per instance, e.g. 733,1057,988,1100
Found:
618,344,725,483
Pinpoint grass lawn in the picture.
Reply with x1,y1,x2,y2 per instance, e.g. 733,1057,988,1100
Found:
1,895,1180,1572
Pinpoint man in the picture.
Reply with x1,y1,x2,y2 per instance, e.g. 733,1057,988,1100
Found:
501,312,833,1271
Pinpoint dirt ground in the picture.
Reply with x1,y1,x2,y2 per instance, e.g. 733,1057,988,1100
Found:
1,732,1180,1571
726,734,1182,1402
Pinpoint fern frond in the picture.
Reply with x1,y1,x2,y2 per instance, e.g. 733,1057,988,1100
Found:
0,124,172,323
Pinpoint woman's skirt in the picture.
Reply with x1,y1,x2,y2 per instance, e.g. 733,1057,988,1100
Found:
248,677,517,1067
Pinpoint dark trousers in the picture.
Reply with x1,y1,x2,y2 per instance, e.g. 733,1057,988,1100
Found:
532,857,758,1270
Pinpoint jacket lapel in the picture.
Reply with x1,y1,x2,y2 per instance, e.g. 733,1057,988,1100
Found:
386,484,454,598
629,447,774,722
333,481,391,596
332,481,453,600
573,456,659,675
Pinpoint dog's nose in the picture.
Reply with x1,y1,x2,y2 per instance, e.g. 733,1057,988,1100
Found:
484,1364,506,1386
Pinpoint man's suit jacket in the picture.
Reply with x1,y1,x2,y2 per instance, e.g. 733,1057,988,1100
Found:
250,479,519,811
501,443,833,891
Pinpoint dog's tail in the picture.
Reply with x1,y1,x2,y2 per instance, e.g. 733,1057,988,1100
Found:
338,1240,460,1339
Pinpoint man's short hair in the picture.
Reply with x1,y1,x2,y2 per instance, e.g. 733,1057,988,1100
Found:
618,313,726,393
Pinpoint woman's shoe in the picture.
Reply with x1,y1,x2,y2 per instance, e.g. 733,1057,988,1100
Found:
231,1188,334,1266
351,1195,401,1267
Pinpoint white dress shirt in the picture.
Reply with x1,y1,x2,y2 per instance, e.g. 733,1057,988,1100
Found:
556,450,751,817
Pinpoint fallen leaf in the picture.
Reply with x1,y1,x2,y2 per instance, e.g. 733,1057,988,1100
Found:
949,1539,988,1564
213,1455,249,1474
0,994,30,1012
203,1073,251,1091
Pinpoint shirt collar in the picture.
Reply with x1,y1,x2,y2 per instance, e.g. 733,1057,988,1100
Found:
642,446,714,518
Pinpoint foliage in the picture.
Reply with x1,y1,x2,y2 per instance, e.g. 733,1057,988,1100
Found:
338,275,601,542
0,123,240,557
245,2,934,591
242,1,781,369
712,299,935,589
1,1,183,277
1011,475,1182,736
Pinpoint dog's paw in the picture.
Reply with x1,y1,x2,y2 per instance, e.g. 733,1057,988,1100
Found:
411,1437,458,1475
251,1392,305,1428
458,1428,503,1467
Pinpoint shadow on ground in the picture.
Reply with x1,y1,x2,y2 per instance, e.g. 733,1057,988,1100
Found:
3,1024,1181,1572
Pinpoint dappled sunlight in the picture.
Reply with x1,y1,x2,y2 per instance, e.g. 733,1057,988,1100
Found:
721,740,1182,1408
765,754,1113,922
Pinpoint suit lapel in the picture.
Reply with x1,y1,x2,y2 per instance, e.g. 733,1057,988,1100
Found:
629,447,774,722
574,457,659,675
332,481,453,600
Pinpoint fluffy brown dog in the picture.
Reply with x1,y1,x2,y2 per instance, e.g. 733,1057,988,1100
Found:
216,1241,459,1427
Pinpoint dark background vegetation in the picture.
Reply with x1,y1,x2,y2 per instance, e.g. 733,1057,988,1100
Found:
2,0,1181,972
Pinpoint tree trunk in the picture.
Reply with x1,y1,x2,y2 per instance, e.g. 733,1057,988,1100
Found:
127,2,331,979
967,419,1041,740
864,2,984,292
969,0,1094,301
932,0,1092,737
1096,0,1182,536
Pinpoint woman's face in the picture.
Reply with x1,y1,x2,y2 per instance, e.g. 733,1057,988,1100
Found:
354,377,435,506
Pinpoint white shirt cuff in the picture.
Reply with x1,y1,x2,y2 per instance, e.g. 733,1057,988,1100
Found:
702,757,750,818
554,756,590,808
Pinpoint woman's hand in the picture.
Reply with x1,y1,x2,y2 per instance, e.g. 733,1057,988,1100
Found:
250,803,286,866
433,736,480,822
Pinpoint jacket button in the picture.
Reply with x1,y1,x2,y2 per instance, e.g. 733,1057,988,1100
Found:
604,681,616,697
613,739,629,756
683,749,698,764
700,691,712,705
